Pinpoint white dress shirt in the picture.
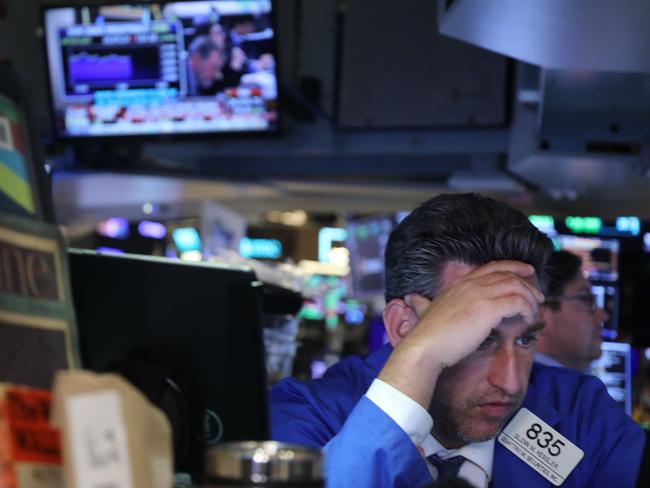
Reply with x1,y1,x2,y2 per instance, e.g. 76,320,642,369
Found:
366,378,493,488
533,352,566,368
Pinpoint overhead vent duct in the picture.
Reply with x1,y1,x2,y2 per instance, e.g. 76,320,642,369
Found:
338,0,508,128
438,0,650,73
506,64,650,217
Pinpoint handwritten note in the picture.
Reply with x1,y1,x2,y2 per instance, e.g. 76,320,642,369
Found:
66,390,133,488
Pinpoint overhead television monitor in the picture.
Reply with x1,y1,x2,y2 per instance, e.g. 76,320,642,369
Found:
43,1,279,139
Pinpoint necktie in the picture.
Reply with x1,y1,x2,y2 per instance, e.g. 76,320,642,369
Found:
427,454,466,481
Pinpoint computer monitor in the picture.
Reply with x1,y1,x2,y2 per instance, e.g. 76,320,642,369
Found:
67,249,269,475
345,214,395,298
42,1,279,139
591,282,619,339
0,64,54,221
555,234,620,337
554,234,620,282
590,341,632,415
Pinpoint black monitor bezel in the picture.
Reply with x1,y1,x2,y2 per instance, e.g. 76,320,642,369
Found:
39,0,283,143
0,63,56,222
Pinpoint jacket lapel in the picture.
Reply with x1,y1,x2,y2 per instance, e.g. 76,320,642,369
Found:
367,346,563,487
492,377,559,488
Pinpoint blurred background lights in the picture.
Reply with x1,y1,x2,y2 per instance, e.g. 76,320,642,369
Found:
96,217,129,239
138,220,167,239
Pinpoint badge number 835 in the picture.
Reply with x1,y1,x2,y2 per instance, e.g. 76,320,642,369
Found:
526,423,565,456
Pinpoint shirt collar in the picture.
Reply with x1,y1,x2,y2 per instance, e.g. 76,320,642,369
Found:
422,435,494,480
534,351,566,368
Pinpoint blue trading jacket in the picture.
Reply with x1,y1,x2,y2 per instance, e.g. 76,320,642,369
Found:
270,344,645,488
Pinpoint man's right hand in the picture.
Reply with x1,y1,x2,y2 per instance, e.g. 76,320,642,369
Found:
377,260,545,409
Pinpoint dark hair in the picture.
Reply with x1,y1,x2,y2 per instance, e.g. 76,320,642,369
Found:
188,35,221,59
384,193,553,301
541,250,583,311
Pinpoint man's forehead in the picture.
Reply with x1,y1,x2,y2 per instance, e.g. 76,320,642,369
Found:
439,260,543,330
497,315,543,332
440,261,542,291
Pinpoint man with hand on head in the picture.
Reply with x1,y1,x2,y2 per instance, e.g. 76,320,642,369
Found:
536,250,609,372
186,36,225,96
270,193,645,487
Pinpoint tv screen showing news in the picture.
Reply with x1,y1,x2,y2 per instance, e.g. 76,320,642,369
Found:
43,1,279,138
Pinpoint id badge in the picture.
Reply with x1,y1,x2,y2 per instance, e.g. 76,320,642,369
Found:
498,408,583,486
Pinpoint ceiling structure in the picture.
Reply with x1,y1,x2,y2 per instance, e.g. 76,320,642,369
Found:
4,0,650,228
438,0,650,73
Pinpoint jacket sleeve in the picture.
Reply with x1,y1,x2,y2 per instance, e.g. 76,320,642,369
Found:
270,381,433,488
323,397,433,488
577,376,646,487
269,378,340,449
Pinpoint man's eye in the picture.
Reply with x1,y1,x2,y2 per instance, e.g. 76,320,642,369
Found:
517,335,538,347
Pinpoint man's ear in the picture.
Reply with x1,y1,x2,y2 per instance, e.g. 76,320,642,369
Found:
383,298,419,347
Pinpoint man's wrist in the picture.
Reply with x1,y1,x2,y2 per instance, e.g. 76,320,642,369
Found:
365,378,433,446
377,341,443,409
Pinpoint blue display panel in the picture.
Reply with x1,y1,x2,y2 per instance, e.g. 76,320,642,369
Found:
590,341,632,415
43,1,279,138
554,234,620,338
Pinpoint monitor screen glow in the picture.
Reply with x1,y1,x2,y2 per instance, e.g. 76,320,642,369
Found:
554,234,621,337
554,234,619,282
43,1,279,138
345,215,395,298
590,341,632,415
